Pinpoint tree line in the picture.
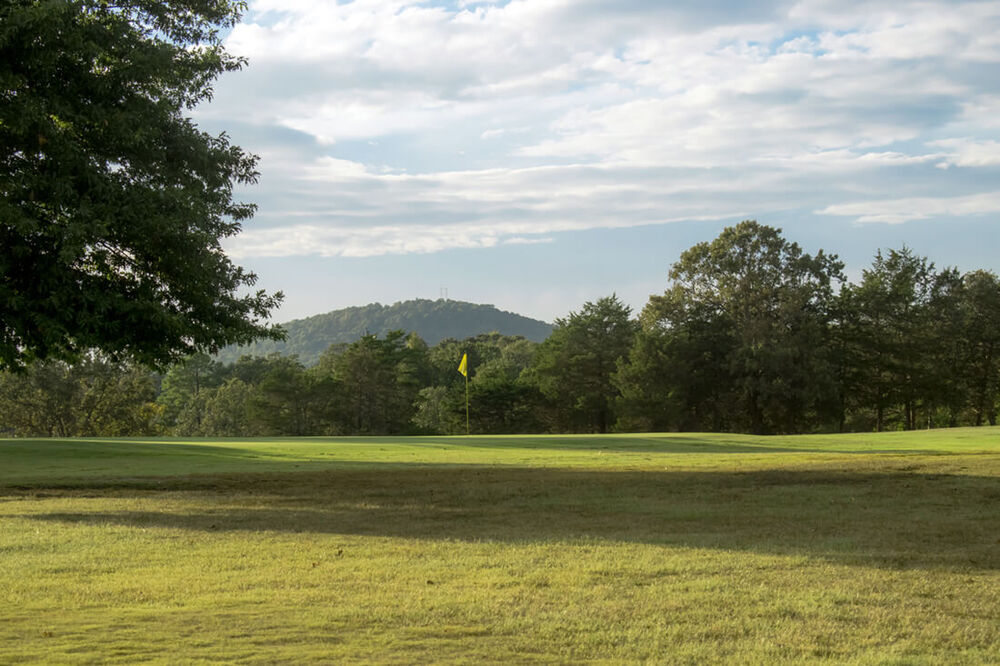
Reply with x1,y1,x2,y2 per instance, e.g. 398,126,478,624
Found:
2,222,998,437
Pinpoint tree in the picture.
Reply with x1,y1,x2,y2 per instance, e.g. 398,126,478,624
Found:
250,356,334,436
923,268,966,426
615,298,732,432
837,248,952,431
188,379,264,437
415,333,539,434
961,270,1000,426
622,221,843,434
155,353,226,429
530,295,638,433
0,0,282,371
320,331,426,435
72,354,161,435
468,351,543,434
0,354,159,436
412,385,465,435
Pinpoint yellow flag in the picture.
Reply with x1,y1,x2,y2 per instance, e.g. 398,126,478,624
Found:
458,353,468,377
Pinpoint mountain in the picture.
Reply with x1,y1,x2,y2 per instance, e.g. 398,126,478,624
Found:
215,299,554,365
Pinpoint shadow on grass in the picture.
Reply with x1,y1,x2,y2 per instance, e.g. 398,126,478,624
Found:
17,466,1000,571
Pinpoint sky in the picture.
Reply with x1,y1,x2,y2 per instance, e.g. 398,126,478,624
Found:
193,0,1000,324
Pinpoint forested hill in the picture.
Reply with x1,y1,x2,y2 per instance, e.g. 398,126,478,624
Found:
215,299,554,366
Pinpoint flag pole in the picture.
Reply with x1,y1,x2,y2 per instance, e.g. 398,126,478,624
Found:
458,352,470,435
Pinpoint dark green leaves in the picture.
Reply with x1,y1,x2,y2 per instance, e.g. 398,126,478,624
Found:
1,0,281,370
620,221,845,434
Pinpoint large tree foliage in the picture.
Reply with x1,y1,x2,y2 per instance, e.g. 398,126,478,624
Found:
961,270,1000,426
615,297,731,432
0,0,281,370
836,248,939,431
619,221,844,434
318,331,428,435
837,251,999,431
531,295,637,433
251,355,334,436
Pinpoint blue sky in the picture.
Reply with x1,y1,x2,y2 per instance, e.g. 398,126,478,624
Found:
194,0,1000,324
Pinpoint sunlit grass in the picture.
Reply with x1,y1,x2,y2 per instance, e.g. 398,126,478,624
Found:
2,429,999,663
4,428,998,483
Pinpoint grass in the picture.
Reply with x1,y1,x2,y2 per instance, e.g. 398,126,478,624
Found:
1,428,999,663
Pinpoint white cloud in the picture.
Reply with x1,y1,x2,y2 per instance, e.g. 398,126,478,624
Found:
226,155,765,257
957,96,1000,129
817,191,1000,224
225,222,501,258
203,0,1000,257
932,139,1000,168
503,236,555,245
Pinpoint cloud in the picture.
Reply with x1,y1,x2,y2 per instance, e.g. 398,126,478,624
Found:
503,236,555,245
225,222,500,258
932,139,1000,168
958,95,1000,129
817,191,1000,224
202,0,1000,257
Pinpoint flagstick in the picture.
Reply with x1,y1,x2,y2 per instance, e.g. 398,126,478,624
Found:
458,352,470,436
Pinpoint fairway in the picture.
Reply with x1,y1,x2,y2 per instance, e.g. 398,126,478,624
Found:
2,430,999,663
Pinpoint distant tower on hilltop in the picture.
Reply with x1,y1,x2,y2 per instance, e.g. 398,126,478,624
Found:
440,286,449,301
